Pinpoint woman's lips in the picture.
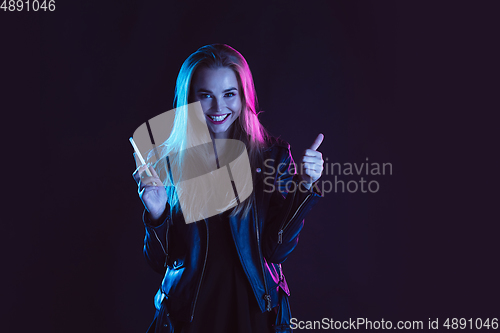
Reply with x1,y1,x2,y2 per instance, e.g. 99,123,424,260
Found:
206,113,230,124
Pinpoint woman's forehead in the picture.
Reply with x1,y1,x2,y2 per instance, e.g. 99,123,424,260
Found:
193,67,239,90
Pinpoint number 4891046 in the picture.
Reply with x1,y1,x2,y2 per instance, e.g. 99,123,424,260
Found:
1,0,56,11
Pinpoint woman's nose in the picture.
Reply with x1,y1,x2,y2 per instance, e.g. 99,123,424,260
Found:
213,98,226,112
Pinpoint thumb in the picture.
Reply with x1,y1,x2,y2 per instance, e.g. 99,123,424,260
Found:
309,133,324,151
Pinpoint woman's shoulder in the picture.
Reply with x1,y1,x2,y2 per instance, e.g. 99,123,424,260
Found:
262,135,293,164
263,135,290,152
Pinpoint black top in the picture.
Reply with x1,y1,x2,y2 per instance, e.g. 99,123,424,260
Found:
176,210,276,333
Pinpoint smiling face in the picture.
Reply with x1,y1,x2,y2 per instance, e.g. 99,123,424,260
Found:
190,66,243,139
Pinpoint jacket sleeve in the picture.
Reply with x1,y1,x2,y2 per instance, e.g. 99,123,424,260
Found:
143,209,170,275
262,144,323,264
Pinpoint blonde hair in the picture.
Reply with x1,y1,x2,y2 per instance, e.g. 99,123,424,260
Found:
151,44,270,220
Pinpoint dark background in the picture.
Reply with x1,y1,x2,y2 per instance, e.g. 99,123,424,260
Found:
2,1,499,332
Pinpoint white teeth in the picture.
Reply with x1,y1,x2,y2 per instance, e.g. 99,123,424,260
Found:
209,114,229,122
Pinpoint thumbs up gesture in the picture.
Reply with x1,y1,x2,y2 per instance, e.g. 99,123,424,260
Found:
299,133,324,190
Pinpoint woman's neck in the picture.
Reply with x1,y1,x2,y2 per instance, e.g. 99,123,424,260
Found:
209,123,234,140
209,124,235,167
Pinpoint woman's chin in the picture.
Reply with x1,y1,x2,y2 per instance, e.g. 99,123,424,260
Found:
209,122,236,138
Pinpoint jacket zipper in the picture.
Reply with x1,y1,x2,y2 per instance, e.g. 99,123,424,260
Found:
254,204,272,312
151,225,168,267
278,193,312,244
190,219,209,321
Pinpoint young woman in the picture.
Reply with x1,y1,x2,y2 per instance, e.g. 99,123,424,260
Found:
132,44,324,333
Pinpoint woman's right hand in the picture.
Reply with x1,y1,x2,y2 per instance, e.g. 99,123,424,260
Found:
132,164,168,223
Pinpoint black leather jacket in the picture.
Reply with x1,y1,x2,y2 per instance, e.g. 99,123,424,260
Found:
142,138,322,331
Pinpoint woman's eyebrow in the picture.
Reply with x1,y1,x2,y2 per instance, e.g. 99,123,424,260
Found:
196,88,212,93
196,87,238,93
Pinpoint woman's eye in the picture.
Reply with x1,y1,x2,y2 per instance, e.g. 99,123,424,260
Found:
201,94,212,99
225,92,235,97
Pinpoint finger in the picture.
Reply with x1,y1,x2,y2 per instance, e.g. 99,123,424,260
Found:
143,184,158,192
304,161,323,171
302,155,322,163
304,149,322,158
139,185,158,197
303,163,321,173
133,164,149,184
144,166,162,186
139,177,162,191
149,166,160,179
309,133,324,151
150,178,162,186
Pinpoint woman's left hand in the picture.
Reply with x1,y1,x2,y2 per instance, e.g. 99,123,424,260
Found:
299,133,324,190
